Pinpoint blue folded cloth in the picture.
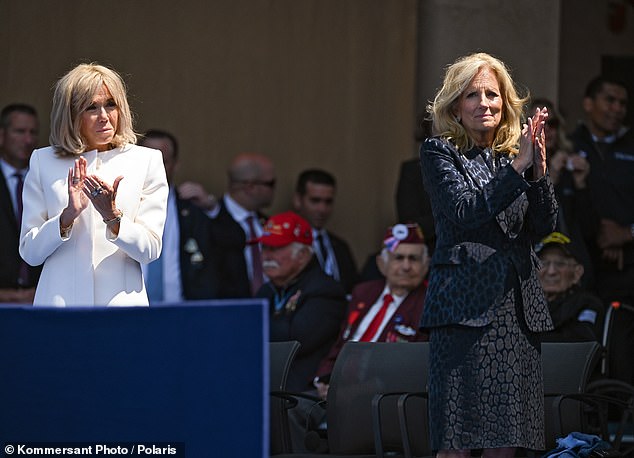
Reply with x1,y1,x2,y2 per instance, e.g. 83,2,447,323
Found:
542,432,613,458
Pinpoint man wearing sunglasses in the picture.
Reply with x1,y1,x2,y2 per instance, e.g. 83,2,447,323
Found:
208,152,276,298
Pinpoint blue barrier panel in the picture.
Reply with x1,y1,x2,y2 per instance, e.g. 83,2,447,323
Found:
0,300,269,458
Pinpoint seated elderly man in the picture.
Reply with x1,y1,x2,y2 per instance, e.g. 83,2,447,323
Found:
254,211,347,392
314,222,430,400
282,222,430,453
537,232,605,342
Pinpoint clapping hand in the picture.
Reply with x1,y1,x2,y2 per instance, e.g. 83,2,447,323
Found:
83,174,124,222
515,107,548,177
529,107,548,178
60,157,123,232
60,157,90,229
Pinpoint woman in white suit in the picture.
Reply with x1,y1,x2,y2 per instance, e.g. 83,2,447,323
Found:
19,63,168,306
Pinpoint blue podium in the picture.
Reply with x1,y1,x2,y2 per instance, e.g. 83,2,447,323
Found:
0,301,269,457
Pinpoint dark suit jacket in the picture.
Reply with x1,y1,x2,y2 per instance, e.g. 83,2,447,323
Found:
396,158,436,253
327,230,359,294
207,198,265,299
419,137,557,331
0,168,41,290
258,259,347,392
316,278,428,380
175,193,218,300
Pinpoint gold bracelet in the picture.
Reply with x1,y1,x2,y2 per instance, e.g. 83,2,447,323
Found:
103,210,123,225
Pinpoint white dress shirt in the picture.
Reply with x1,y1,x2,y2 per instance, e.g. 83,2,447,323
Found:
351,286,405,342
142,188,182,303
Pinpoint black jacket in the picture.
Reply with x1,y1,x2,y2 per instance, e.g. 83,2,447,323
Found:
207,198,266,299
396,158,436,253
570,123,634,266
175,193,219,300
326,230,359,294
0,167,41,291
258,258,346,391
541,286,604,343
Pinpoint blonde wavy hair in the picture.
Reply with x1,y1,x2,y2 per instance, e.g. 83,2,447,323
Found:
427,52,528,156
50,63,137,156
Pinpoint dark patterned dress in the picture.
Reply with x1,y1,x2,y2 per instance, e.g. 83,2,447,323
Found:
428,274,544,450
419,137,558,452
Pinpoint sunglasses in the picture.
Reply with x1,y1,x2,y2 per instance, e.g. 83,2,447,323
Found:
237,179,276,188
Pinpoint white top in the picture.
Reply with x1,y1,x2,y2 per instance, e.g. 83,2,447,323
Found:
19,145,168,307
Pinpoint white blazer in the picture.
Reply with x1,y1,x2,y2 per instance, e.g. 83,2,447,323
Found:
19,145,168,307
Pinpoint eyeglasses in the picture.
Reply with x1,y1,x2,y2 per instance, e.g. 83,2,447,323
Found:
540,259,576,270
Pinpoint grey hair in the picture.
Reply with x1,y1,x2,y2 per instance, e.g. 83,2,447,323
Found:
291,242,313,259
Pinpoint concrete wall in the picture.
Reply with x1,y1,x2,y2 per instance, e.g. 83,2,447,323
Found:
0,0,418,264
416,0,561,124
559,0,634,127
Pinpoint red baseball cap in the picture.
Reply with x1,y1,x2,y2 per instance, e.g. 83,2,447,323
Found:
252,211,313,247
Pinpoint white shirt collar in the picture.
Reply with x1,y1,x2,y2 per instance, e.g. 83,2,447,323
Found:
0,158,27,182
380,284,405,304
224,193,253,222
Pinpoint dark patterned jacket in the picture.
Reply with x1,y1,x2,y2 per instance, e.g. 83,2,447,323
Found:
419,137,557,331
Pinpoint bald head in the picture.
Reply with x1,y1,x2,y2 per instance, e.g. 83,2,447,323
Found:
228,153,273,182
227,152,276,211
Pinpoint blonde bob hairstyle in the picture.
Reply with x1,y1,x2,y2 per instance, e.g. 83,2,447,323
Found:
49,63,137,156
427,52,528,156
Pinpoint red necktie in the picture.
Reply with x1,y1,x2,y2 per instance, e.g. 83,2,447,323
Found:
247,215,264,295
360,293,394,342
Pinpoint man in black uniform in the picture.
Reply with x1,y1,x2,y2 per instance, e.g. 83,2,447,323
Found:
570,76,634,305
